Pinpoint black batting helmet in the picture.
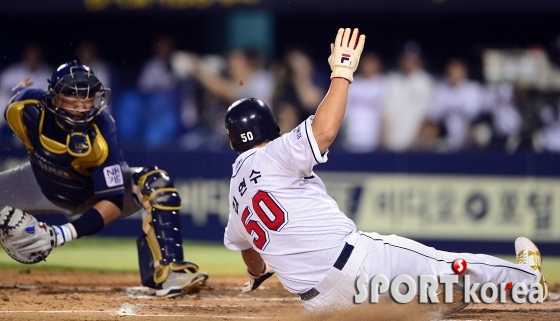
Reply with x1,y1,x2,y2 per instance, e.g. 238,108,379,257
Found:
225,98,281,153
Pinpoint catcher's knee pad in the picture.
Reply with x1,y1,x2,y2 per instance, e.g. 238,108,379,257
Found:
133,167,198,288
132,166,181,211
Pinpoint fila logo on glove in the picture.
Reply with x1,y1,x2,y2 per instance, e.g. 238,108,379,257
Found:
340,54,351,64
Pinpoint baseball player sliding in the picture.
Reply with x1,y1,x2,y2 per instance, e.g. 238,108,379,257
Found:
222,28,548,313
0,58,207,297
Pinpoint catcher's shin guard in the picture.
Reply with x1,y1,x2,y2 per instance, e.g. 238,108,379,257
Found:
133,167,204,293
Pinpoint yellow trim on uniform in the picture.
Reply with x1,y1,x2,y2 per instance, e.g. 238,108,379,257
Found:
142,215,153,235
148,187,178,201
138,169,167,191
6,99,109,176
170,262,198,273
154,264,170,284
149,187,181,211
71,124,109,175
5,99,38,151
66,132,93,157
152,204,182,211
36,112,109,175
137,169,168,206
38,110,66,154
142,215,169,284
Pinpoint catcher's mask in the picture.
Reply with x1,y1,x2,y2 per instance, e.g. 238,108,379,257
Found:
225,98,280,153
44,58,111,155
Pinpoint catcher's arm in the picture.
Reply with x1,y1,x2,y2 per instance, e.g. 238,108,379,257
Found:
65,197,123,240
0,199,122,265
241,248,275,293
93,199,121,224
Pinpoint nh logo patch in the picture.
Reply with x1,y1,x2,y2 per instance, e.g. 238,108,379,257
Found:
341,54,350,63
103,164,123,187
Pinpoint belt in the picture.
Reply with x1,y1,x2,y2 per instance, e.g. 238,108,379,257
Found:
298,242,354,301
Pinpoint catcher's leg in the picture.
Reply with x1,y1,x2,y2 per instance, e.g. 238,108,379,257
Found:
133,166,208,297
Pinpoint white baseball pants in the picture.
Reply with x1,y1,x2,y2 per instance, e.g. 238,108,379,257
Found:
302,231,538,311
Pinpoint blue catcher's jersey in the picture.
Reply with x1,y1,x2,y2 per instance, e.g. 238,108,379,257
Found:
4,88,126,206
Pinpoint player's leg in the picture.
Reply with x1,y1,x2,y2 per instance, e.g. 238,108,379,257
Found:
359,232,543,295
513,236,548,299
128,166,208,297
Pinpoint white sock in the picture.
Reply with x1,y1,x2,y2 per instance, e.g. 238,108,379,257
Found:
52,223,78,247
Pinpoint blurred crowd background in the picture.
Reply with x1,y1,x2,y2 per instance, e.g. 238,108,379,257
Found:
1,0,560,154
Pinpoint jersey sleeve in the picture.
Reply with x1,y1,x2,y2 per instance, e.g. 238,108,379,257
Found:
264,116,328,176
224,212,252,251
90,112,126,198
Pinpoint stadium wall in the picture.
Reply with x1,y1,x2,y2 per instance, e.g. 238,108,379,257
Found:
1,148,559,255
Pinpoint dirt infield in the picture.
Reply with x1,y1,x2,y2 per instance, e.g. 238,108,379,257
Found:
0,269,557,320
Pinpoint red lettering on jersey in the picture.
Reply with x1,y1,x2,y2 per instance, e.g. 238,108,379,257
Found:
252,191,288,231
241,207,269,250
240,191,288,250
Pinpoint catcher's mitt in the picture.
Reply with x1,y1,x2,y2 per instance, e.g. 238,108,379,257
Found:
0,206,56,264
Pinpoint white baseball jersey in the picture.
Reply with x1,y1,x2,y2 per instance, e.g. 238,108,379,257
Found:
224,116,356,293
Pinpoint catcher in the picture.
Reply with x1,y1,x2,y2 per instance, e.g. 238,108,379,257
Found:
0,58,208,297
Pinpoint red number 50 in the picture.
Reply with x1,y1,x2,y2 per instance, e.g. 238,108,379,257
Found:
241,191,288,250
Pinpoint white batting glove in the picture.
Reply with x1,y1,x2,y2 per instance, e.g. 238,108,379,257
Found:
242,262,275,293
328,28,366,83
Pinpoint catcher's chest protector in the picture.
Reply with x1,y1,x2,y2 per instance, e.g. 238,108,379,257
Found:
7,101,108,205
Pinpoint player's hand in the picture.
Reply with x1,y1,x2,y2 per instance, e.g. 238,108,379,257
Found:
328,28,366,83
242,262,275,293
15,76,34,89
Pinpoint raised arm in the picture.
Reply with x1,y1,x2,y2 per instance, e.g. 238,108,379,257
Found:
312,28,366,154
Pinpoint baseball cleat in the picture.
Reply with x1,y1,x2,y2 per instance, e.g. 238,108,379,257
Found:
515,237,548,301
156,270,209,298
